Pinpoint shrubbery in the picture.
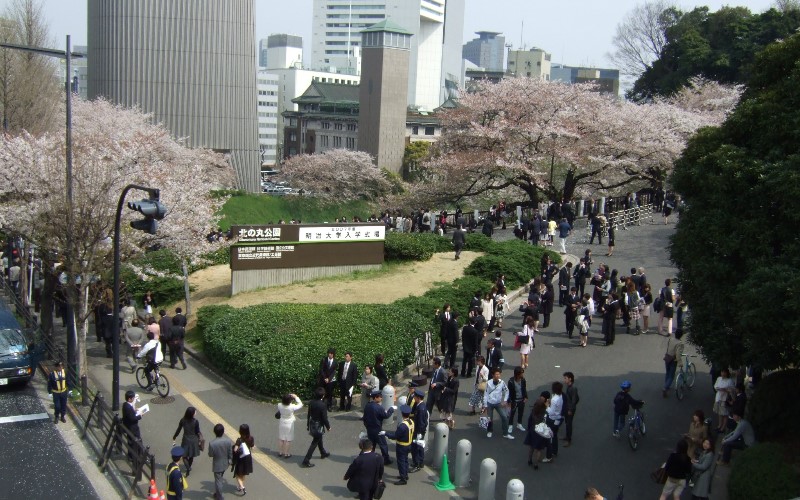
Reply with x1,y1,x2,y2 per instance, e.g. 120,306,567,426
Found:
747,369,800,442
203,304,430,397
729,442,800,500
120,267,186,308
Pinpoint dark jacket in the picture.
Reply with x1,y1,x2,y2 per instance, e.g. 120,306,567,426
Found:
541,287,555,315
411,400,429,437
613,391,642,415
664,451,692,480
338,361,358,390
573,264,588,285
344,451,384,499
461,324,480,355
507,377,527,404
122,401,141,438
319,356,338,384
307,398,331,432
558,266,571,288
173,313,187,328
439,377,459,413
362,401,394,433
452,228,466,248
563,384,580,413
168,325,185,344
486,346,503,371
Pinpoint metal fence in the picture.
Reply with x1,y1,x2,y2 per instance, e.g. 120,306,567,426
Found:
0,278,155,499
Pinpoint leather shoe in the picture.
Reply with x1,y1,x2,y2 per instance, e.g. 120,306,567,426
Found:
321,452,330,459
60,416,66,423
395,479,407,485
384,459,393,466
300,462,315,468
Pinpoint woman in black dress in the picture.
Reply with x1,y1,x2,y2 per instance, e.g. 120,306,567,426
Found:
172,406,202,476
438,368,460,429
541,283,555,328
233,424,255,495
374,353,389,390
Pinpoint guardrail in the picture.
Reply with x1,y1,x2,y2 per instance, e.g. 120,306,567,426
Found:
0,278,156,499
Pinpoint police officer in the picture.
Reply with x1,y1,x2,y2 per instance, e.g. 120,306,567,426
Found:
362,389,395,465
384,405,415,485
48,361,68,423
409,389,428,472
166,445,186,500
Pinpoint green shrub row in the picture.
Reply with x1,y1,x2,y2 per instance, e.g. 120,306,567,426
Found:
119,267,187,309
202,304,430,397
747,369,800,442
729,442,800,500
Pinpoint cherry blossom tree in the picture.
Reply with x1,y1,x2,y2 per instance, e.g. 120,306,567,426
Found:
0,97,235,378
280,148,392,201
413,77,740,207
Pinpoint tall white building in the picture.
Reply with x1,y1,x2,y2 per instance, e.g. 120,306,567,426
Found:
311,0,464,111
265,34,304,70
257,70,279,166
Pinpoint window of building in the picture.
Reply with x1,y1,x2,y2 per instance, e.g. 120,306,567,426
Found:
412,125,419,135
322,122,331,129
289,132,297,141
346,137,355,149
320,135,329,147
334,123,343,130
424,126,435,136
333,136,342,147
347,123,357,131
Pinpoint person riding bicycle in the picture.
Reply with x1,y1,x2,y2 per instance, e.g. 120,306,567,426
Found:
612,380,643,438
137,331,164,391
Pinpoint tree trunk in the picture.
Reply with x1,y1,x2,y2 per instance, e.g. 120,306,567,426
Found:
40,260,55,347
562,170,578,202
182,259,191,317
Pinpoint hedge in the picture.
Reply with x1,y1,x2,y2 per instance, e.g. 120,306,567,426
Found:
202,303,430,397
747,369,800,442
119,267,186,308
729,443,800,500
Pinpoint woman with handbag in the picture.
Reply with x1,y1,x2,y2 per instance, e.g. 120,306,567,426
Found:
713,368,735,432
276,393,303,458
172,406,203,476
658,440,693,500
438,368,460,429
517,317,535,368
468,356,489,415
523,400,550,470
233,424,255,495
690,439,715,500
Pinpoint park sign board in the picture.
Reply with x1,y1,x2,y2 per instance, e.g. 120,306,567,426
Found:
230,224,385,271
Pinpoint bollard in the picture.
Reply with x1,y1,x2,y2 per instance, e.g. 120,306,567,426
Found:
454,439,472,487
599,196,606,215
577,200,585,217
478,458,497,500
515,206,522,229
431,422,449,469
381,384,395,424
506,479,524,500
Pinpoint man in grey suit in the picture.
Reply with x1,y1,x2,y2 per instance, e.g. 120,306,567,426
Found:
452,225,466,260
208,423,233,500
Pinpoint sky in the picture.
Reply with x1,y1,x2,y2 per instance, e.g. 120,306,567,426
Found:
1,0,778,69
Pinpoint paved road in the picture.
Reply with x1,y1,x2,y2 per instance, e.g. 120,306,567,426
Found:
80,215,725,500
0,379,100,500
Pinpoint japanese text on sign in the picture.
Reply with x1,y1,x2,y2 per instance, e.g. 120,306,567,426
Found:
237,245,295,260
237,227,282,243
299,225,385,242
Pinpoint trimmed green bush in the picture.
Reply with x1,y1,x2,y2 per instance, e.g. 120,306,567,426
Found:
119,267,186,308
384,232,436,261
196,304,235,338
729,443,800,500
203,304,430,397
747,369,800,442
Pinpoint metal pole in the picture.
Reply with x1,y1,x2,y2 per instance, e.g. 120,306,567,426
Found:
64,35,78,385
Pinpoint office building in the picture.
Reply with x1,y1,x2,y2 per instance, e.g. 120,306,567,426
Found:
507,47,551,80
257,70,279,166
264,34,303,70
258,38,269,67
462,31,505,71
87,0,261,192
284,81,360,157
311,0,464,111
551,64,620,95
358,20,411,173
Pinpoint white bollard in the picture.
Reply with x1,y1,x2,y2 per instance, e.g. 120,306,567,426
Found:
515,206,522,229
599,197,606,215
478,458,497,500
381,384,395,424
454,439,472,487
431,422,450,469
577,200,585,217
506,479,524,500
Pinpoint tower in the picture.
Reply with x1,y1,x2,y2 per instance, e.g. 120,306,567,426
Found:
87,0,261,192
358,20,412,174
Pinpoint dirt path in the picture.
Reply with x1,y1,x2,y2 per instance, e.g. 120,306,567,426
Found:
173,251,483,327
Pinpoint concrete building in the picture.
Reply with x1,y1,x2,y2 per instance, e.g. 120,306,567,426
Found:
87,0,261,191
311,0,464,111
265,34,304,70
507,47,551,80
462,31,505,71
358,20,411,173
284,81,360,157
551,64,620,95
257,70,279,166
258,38,269,68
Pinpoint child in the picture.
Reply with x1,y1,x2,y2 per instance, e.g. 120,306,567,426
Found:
613,380,643,438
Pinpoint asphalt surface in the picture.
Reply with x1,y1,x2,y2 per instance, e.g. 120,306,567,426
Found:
0,379,100,500
78,213,727,500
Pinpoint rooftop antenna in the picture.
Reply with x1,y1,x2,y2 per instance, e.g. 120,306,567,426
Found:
520,20,524,50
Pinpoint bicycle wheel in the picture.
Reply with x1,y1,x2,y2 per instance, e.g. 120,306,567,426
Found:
686,363,697,388
628,423,639,450
676,373,685,401
639,413,647,435
156,373,170,397
135,367,149,388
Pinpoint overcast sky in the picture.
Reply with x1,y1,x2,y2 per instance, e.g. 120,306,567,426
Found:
2,0,778,68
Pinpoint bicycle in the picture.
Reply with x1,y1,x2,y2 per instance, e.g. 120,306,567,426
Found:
675,354,697,401
135,360,170,397
627,402,646,450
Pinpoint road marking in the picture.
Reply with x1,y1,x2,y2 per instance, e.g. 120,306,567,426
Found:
0,412,50,424
169,376,320,500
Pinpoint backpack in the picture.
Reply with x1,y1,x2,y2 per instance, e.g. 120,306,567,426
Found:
653,296,663,313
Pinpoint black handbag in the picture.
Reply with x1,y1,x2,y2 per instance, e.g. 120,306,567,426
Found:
309,419,324,437
274,410,281,419
374,480,386,499
650,466,667,484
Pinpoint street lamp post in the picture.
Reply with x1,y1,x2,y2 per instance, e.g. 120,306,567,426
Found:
549,132,558,202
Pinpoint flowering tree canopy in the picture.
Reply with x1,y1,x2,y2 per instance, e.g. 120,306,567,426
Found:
0,97,235,375
413,77,740,206
281,148,392,201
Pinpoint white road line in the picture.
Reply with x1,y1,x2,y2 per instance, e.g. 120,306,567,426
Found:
0,412,50,424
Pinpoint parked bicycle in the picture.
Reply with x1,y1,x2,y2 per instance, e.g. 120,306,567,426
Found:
135,360,170,397
675,353,697,401
628,401,646,450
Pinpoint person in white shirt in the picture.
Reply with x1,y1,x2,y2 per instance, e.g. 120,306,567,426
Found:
136,331,164,390
544,381,564,461
482,368,513,439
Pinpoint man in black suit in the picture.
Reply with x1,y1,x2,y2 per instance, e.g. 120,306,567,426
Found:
338,352,358,411
564,287,580,339
573,258,589,297
558,262,573,306
302,387,332,467
435,304,452,356
318,348,338,411
452,225,466,260
122,390,142,460
444,312,459,370
486,339,503,374
173,307,187,327
344,437,384,500
426,357,446,411
461,316,480,378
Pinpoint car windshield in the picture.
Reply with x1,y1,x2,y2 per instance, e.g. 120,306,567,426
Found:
0,328,27,354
